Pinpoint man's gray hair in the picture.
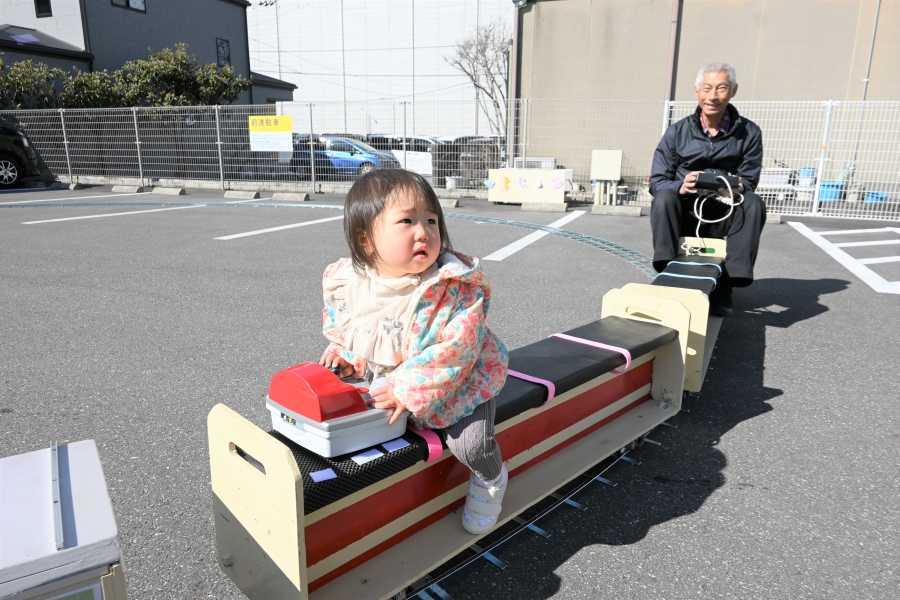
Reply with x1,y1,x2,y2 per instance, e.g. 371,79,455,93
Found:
695,62,737,90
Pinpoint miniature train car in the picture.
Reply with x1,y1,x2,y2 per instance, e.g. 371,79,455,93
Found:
207,238,725,600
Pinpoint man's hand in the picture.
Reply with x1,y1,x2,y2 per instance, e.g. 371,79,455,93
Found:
319,350,354,377
370,385,408,425
679,171,701,195
717,177,745,199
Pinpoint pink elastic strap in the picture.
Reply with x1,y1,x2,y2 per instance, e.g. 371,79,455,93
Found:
507,369,557,404
550,333,633,374
407,427,443,462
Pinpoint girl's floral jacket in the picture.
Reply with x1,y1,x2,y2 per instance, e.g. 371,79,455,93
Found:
322,251,508,430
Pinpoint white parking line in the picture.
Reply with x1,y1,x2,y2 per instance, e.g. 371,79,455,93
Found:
816,227,894,236
20,197,262,224
215,215,344,240
483,211,586,261
788,221,900,294
833,239,900,248
23,205,202,224
1,192,146,205
858,256,900,265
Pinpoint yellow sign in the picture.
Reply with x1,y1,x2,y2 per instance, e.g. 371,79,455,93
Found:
248,115,292,132
248,115,293,151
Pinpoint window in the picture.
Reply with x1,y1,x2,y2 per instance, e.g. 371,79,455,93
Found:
329,141,353,153
111,0,146,12
216,39,231,67
34,0,52,17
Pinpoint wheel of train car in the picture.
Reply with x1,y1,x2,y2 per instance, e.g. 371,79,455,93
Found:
0,155,23,189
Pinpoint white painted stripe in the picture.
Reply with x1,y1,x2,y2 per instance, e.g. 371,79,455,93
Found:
833,239,900,248
482,210,586,261
215,215,344,240
23,205,201,224
1,192,145,205
858,256,900,265
788,221,900,294
816,227,892,236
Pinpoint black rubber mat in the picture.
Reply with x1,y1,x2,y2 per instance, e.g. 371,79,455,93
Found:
670,254,725,266
663,262,722,279
652,273,717,296
267,429,432,515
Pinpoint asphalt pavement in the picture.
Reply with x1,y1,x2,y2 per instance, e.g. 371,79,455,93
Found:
1,186,897,599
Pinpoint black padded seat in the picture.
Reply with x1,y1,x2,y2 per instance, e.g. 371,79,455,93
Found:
652,273,716,296
273,316,677,514
663,262,722,280
672,254,725,266
495,316,678,424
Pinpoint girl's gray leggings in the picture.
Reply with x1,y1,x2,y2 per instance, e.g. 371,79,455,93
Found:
443,397,503,482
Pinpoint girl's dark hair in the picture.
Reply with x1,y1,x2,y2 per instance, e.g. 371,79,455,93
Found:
344,169,453,273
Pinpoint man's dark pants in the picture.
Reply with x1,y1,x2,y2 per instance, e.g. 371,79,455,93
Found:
650,189,766,286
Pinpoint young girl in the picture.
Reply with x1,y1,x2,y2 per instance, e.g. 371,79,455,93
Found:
319,169,509,535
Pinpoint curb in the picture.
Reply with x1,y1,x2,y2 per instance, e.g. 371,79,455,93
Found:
51,182,83,190
272,192,310,201
224,190,259,199
111,185,144,193
153,187,186,196
438,199,459,208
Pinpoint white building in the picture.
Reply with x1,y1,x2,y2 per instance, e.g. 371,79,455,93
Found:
247,0,513,104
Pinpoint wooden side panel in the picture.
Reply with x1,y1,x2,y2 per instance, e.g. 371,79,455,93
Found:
208,404,308,600
622,283,709,392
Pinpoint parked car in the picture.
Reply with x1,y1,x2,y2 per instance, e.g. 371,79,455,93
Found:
288,135,401,180
0,125,44,188
458,138,503,185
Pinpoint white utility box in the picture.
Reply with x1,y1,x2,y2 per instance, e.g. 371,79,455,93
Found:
0,440,126,600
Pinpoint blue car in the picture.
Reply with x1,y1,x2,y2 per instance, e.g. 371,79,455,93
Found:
290,136,401,180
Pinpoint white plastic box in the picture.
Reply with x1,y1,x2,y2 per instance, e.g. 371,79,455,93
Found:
0,440,126,600
267,396,409,458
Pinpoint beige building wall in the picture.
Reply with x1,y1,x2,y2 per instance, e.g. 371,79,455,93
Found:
518,0,900,102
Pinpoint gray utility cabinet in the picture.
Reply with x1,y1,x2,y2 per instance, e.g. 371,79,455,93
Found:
0,440,126,600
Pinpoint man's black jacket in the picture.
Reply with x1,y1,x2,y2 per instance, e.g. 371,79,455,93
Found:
649,104,763,196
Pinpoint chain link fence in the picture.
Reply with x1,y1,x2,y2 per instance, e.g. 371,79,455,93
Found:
2,100,898,221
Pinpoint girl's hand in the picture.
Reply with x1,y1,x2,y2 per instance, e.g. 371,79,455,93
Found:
319,350,354,377
369,385,408,425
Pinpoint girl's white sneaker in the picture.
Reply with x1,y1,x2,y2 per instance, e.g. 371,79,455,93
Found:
461,465,508,534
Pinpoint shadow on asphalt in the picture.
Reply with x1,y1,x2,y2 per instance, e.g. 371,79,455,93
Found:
445,277,850,599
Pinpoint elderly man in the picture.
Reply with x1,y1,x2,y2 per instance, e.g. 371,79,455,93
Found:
649,62,765,317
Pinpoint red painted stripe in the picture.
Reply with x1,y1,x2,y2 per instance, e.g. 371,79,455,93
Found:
306,457,471,566
511,392,650,475
305,360,654,569
496,361,653,460
308,499,464,592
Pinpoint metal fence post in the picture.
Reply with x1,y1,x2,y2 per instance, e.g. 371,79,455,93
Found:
811,100,835,215
402,102,408,169
59,108,73,183
308,103,317,190
132,107,144,187
214,105,225,190
661,100,673,135
521,98,530,163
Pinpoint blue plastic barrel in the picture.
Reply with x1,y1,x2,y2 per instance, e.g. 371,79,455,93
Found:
819,181,845,201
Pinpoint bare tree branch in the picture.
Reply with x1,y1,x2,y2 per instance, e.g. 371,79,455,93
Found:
444,19,511,137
